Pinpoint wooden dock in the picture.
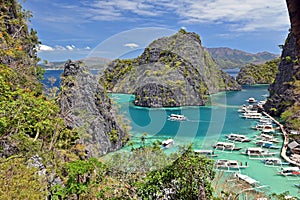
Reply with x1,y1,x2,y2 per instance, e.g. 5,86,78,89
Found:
262,111,300,167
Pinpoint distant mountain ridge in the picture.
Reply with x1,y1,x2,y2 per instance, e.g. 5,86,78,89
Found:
207,47,279,69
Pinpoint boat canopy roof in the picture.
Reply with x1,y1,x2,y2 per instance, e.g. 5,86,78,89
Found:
235,173,258,185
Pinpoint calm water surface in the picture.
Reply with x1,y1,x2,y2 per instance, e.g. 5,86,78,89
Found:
44,70,299,197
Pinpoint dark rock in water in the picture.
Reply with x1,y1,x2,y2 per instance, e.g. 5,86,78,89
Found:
59,60,128,157
103,30,241,108
134,83,179,107
264,32,300,116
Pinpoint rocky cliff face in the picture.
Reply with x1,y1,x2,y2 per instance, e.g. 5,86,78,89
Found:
59,60,128,157
236,59,279,85
103,30,241,107
264,32,300,119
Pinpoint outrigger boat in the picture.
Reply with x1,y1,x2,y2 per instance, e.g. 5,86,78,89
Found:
226,133,251,142
194,149,217,157
167,114,186,121
241,147,277,158
255,140,280,149
215,159,248,171
261,157,289,166
212,142,242,151
277,167,300,176
255,133,279,143
241,112,262,119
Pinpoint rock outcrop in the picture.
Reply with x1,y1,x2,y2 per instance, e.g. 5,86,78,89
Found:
236,59,279,85
59,60,128,157
264,32,300,118
103,30,241,107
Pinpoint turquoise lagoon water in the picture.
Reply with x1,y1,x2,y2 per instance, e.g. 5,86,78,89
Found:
110,85,300,197
43,70,299,196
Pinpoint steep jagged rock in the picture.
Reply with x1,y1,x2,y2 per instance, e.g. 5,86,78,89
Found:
134,83,179,107
236,59,279,85
264,32,300,117
59,60,128,157
103,30,241,107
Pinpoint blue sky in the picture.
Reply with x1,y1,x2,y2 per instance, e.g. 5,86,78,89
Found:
21,0,290,62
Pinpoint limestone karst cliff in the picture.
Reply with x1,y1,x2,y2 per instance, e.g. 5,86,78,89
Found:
264,32,300,130
103,30,241,107
59,60,128,157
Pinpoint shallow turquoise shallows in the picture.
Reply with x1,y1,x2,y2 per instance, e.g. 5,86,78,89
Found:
110,85,299,197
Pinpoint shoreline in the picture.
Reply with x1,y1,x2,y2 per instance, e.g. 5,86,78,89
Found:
262,111,300,167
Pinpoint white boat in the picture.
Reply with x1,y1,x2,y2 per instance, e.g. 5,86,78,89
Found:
255,133,279,143
234,173,259,186
241,112,262,119
258,117,273,124
162,139,174,148
258,100,266,106
241,147,277,158
237,105,257,113
167,114,186,121
277,167,300,176
212,142,242,151
261,157,289,166
253,123,273,130
246,97,257,103
253,123,276,133
255,140,280,149
215,159,248,171
194,149,217,157
226,133,251,142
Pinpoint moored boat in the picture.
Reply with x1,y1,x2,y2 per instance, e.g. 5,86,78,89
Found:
255,133,279,143
226,133,251,142
261,157,290,166
277,167,300,176
255,140,280,149
241,147,277,158
241,112,262,119
212,142,241,151
215,159,248,171
194,149,217,157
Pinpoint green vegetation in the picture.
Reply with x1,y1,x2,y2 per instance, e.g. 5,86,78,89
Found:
236,58,280,85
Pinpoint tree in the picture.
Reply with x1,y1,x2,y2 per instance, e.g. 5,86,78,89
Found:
137,145,215,200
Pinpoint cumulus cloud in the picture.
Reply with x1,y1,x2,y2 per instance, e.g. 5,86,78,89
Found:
38,44,54,51
124,43,139,48
85,0,289,32
66,45,76,51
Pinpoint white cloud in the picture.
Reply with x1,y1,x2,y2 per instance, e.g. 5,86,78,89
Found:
85,46,91,50
124,43,139,48
86,0,289,32
66,45,76,51
55,45,66,50
38,44,54,51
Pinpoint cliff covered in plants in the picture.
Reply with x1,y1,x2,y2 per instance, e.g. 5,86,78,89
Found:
103,29,241,107
264,32,300,131
58,60,128,157
236,58,279,85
